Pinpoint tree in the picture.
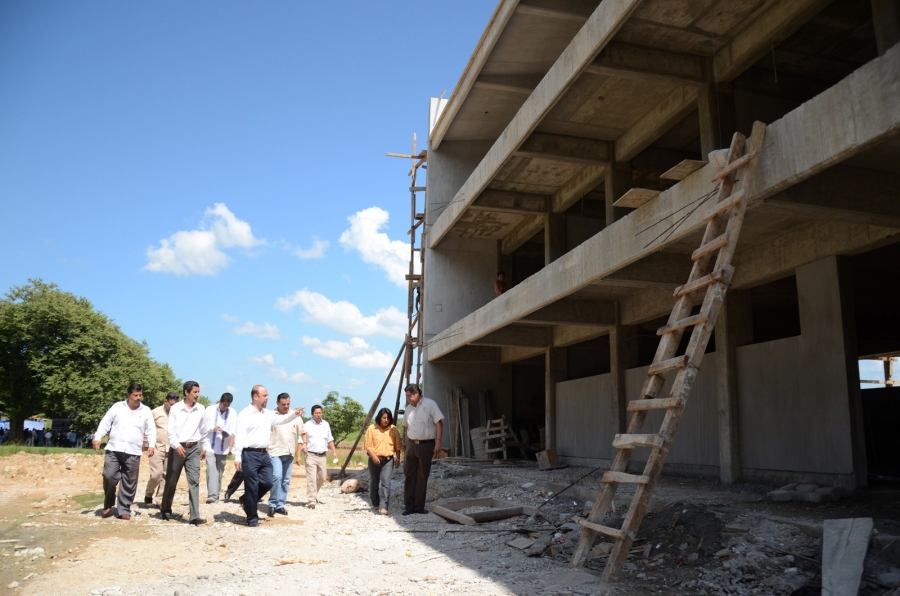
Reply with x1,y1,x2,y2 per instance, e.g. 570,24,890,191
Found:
0,279,181,439
321,391,365,446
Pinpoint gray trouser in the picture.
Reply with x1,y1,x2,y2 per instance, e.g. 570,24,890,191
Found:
102,450,141,516
205,453,227,501
160,444,201,520
368,456,394,509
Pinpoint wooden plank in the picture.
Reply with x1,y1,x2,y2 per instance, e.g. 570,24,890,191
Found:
627,397,683,412
660,160,707,181
612,187,660,209
432,505,477,526
691,234,728,261
703,192,744,221
656,313,709,336
467,507,526,523
460,394,471,458
612,433,664,449
647,355,688,376
673,266,732,298
577,519,630,540
822,518,873,596
601,471,649,484
438,498,495,511
710,150,761,182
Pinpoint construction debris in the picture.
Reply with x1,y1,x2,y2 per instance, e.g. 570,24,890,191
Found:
822,518,874,595
431,497,542,526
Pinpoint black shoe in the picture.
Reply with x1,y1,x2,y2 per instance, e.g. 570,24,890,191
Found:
189,518,207,526
402,509,415,516
144,496,153,505
267,506,275,518
224,489,234,501
415,508,428,514
247,520,259,527
275,507,288,516
160,512,174,521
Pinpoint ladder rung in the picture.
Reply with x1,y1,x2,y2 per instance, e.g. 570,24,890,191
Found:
405,274,422,281
628,397,684,412
704,192,744,221
577,519,631,541
647,355,689,376
602,471,650,484
710,150,761,182
410,186,426,192
612,433,665,450
691,234,728,261
673,268,729,298
656,312,709,336
415,213,425,220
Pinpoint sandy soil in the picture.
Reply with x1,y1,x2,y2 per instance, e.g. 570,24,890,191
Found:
1,451,899,596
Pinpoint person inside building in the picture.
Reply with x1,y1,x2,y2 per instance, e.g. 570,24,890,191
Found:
494,271,509,296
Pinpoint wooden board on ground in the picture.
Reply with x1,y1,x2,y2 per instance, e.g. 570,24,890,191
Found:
612,188,660,208
537,449,567,470
432,497,542,526
822,518,873,596
660,159,707,181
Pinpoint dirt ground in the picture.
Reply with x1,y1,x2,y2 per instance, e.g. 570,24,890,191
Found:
1,451,899,595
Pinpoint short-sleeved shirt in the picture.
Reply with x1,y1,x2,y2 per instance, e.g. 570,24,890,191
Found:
303,419,334,453
364,424,402,458
403,397,444,441
268,418,305,458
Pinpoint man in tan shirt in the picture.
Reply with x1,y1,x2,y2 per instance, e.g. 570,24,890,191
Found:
266,393,305,517
144,392,179,506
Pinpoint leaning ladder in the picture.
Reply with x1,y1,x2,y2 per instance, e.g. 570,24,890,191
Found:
570,121,767,581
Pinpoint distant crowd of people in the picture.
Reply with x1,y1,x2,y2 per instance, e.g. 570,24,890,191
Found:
0,427,90,448
94,380,444,527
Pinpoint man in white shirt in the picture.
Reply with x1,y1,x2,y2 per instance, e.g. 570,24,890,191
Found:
233,385,304,527
160,380,208,525
92,383,155,520
202,392,237,504
267,392,305,517
402,384,444,515
302,404,338,509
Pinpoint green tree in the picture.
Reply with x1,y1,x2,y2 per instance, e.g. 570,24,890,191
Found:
0,280,181,439
321,391,365,446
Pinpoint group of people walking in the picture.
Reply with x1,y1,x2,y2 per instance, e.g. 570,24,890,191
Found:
94,381,444,527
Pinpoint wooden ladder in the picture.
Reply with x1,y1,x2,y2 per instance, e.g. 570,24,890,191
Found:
570,121,767,581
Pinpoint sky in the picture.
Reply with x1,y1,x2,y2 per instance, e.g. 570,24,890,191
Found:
0,1,496,413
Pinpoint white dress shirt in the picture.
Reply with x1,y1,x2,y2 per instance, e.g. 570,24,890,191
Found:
403,397,444,440
303,419,334,453
233,405,298,462
202,405,237,455
95,401,155,456
167,400,207,449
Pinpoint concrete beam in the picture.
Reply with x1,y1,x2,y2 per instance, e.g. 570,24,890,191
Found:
473,74,542,96
714,0,833,83
514,132,611,165
432,345,500,363
615,86,699,163
552,324,610,347
471,325,551,348
585,42,707,88
522,299,616,326
501,213,545,255
429,0,645,248
500,346,546,364
471,189,549,215
429,0,519,151
426,45,900,361
551,163,607,213
606,251,693,287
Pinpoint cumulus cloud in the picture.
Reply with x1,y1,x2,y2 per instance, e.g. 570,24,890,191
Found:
233,321,281,340
246,354,314,384
275,288,406,339
285,237,329,259
339,207,412,287
222,313,240,323
144,203,264,276
225,384,237,392
302,336,394,369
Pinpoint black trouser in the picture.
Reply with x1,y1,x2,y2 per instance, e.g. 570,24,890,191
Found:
225,470,244,497
240,449,273,524
403,440,434,511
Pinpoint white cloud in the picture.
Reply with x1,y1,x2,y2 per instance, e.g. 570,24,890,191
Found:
275,288,406,339
345,378,365,387
144,203,264,276
247,354,275,366
222,313,240,323
246,354,314,384
302,336,394,369
233,321,281,340
225,384,237,392
339,207,411,287
285,237,329,259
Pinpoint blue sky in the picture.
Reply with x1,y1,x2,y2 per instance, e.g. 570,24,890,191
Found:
0,2,495,412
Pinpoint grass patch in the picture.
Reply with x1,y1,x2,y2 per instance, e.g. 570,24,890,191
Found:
71,492,104,509
0,445,100,458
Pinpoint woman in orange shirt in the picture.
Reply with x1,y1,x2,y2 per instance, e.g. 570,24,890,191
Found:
364,408,402,515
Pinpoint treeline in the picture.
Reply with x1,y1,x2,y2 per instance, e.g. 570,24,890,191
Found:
0,280,181,440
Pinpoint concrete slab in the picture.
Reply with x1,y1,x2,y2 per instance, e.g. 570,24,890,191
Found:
822,517,873,596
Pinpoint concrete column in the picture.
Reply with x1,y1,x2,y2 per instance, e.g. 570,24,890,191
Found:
872,0,900,56
714,290,752,485
610,306,639,433
604,165,631,226
544,347,567,451
698,83,720,159
797,257,867,486
544,212,567,265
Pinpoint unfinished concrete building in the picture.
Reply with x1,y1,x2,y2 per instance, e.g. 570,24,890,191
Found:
422,0,900,491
